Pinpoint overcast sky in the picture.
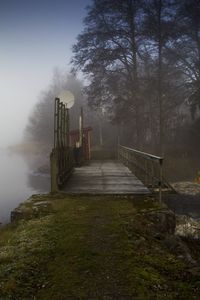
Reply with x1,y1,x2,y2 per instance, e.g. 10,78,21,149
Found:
0,0,91,147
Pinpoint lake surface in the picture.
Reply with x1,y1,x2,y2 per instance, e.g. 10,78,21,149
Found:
0,148,199,224
0,149,50,224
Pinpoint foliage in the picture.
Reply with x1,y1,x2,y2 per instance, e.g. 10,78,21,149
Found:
175,0,200,119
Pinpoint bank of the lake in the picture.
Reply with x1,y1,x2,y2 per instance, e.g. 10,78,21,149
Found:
0,193,199,299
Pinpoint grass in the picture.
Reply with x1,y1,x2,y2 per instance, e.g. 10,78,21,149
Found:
0,194,199,299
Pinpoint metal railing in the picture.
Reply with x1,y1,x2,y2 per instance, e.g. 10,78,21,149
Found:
50,98,74,192
118,145,164,201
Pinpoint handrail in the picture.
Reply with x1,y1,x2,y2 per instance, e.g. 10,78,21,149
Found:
119,145,163,162
118,145,163,202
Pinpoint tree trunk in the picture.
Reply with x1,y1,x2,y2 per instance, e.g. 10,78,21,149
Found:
158,0,164,156
128,0,140,148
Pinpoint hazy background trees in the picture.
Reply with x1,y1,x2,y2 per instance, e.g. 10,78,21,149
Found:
72,0,200,158
24,68,118,169
24,70,87,169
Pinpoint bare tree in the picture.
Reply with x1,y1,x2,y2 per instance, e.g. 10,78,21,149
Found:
72,0,144,147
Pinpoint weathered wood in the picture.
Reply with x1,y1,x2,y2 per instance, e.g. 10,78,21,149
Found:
50,149,59,193
63,160,149,195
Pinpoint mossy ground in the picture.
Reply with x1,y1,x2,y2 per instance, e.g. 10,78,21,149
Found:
0,194,199,299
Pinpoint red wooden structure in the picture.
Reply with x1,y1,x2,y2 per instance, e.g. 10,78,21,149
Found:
69,127,92,161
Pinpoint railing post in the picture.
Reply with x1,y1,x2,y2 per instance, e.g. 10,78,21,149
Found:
159,159,163,202
145,160,148,187
118,145,168,200
50,149,58,193
51,97,74,192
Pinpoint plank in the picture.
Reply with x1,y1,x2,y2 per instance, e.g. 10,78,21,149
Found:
63,160,150,195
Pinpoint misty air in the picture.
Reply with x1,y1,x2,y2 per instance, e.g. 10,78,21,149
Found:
0,0,200,298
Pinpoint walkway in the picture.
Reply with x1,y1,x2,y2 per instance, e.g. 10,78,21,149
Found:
64,160,149,194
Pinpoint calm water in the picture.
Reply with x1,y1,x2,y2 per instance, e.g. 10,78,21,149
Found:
0,149,50,224
0,148,199,224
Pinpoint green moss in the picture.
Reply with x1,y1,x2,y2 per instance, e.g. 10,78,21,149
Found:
0,194,199,299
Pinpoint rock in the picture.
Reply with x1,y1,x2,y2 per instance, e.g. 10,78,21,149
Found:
144,210,176,236
11,198,52,222
177,238,196,264
175,215,200,239
172,181,200,196
163,234,196,264
11,209,26,222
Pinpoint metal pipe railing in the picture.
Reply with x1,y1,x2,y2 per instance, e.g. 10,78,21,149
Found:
118,145,163,202
51,98,74,192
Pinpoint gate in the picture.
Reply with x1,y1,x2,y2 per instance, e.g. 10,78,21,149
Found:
50,98,74,192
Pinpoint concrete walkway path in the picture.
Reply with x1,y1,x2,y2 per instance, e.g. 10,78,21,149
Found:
63,160,149,194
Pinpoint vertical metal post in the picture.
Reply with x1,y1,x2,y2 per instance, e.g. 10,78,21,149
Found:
159,159,163,202
51,96,73,193
145,160,148,186
59,100,61,147
56,99,60,147
54,99,56,148
79,107,83,147
117,137,120,161
88,131,91,160
61,103,63,147
151,161,154,188
63,108,66,148
54,98,59,148
66,108,69,147
62,103,65,147
51,98,60,193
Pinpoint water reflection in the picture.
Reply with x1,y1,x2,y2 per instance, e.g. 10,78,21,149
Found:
28,172,50,193
0,149,50,224
164,193,200,219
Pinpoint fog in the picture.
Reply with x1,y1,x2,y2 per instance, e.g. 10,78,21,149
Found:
0,149,49,223
0,0,90,147
0,0,90,222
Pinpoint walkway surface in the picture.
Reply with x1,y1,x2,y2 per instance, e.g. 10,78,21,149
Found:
64,160,149,194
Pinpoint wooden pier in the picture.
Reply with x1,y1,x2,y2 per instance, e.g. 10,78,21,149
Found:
64,160,149,194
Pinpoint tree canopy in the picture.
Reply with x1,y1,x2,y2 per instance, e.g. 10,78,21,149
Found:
72,0,200,154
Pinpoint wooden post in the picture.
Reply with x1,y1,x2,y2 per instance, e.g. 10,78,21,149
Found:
159,159,163,202
50,149,58,193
